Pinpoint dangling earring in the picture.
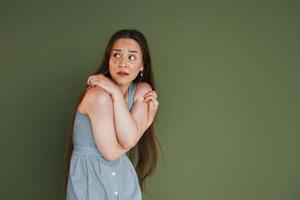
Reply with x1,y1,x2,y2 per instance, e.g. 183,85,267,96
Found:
140,70,143,77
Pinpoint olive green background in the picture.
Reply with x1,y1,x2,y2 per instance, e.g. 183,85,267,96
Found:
0,0,299,199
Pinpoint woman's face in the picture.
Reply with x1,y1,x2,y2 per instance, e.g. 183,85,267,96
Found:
108,38,144,85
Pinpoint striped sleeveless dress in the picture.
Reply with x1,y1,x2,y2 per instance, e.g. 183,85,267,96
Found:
66,82,142,200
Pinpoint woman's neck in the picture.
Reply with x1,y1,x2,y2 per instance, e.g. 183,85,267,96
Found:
119,82,131,99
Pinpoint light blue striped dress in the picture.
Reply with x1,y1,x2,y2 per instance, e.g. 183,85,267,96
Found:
66,82,142,200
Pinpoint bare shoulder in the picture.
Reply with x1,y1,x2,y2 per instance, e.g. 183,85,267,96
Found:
85,86,111,101
133,82,153,102
77,86,111,114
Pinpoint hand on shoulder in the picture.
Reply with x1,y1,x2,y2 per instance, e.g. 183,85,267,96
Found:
134,82,153,102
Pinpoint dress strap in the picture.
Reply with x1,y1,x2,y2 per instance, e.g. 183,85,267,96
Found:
128,82,137,110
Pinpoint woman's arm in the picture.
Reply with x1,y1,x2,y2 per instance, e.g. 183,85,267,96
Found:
85,83,156,161
112,82,152,149
86,74,157,151
85,87,131,161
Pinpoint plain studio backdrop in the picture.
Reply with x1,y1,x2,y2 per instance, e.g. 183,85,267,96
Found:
0,0,299,199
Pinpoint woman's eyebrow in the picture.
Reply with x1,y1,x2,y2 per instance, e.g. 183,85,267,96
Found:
112,49,139,53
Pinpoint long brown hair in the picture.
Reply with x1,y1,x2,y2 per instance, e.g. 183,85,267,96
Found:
63,29,163,197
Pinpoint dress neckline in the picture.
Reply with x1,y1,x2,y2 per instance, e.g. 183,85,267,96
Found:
76,82,134,117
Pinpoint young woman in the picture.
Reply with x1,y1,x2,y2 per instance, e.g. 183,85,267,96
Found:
64,29,160,200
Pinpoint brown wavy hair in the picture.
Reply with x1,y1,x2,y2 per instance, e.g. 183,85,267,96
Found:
62,29,163,198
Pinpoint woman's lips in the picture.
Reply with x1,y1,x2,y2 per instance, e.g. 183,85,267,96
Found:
117,71,129,77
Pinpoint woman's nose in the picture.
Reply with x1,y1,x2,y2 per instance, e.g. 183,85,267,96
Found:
119,56,128,67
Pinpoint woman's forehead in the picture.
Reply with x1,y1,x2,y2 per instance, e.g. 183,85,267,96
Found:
112,38,141,53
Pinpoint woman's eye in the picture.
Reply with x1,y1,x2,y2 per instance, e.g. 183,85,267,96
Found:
113,53,120,58
129,55,136,60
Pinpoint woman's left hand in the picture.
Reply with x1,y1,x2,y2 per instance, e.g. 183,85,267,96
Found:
144,90,159,129
87,74,121,97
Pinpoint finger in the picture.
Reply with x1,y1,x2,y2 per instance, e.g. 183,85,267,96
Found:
145,94,158,101
144,95,155,103
144,90,154,95
145,91,157,98
87,77,92,84
145,98,159,109
144,94,153,100
89,79,100,86
150,99,159,108
144,92,157,99
144,90,156,95
145,96,158,103
90,77,100,84
87,78,92,84
146,97,159,108
88,78,95,84
87,76,97,84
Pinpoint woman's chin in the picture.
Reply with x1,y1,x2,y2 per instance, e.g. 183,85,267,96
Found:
112,80,126,87
112,76,131,85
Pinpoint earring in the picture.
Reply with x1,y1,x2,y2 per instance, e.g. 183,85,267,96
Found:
140,70,143,77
